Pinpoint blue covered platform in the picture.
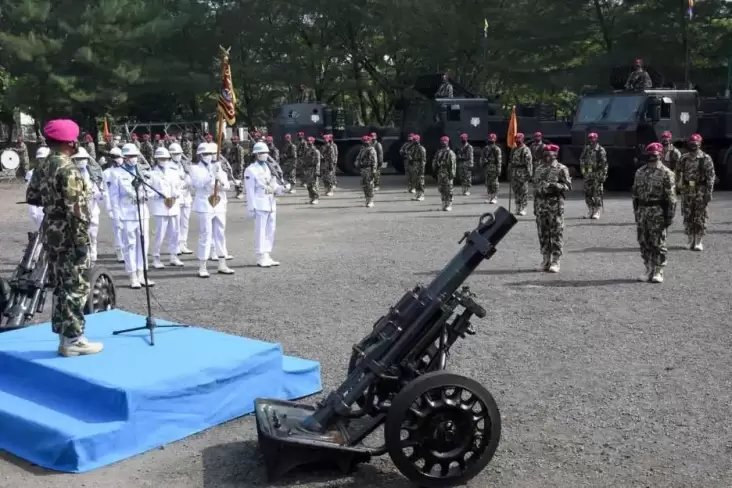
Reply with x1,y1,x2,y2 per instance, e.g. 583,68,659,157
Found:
0,309,321,473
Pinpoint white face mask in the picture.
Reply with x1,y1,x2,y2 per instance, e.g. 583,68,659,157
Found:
114,157,123,165
256,153,268,162
172,154,181,163
201,154,213,164
75,160,88,170
127,157,138,165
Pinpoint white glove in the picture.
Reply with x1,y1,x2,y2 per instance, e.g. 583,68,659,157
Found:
234,179,242,186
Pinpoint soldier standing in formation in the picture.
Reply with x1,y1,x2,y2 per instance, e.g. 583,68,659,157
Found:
625,58,652,91
435,73,454,98
675,133,715,251
410,134,426,201
296,131,307,186
26,119,103,356
400,134,415,193
321,134,338,196
140,134,154,162
83,134,96,159
661,131,680,170
509,133,532,215
356,134,378,207
370,132,383,191
180,133,193,160
25,146,50,231
302,136,321,204
103,147,125,262
579,132,608,219
281,134,297,192
432,136,456,211
632,142,676,283
130,133,141,150
529,132,545,163
13,136,29,178
532,144,571,273
153,134,164,149
456,133,474,196
481,133,502,204
71,147,105,264
150,146,185,269
265,135,280,162
168,143,194,255
227,135,246,199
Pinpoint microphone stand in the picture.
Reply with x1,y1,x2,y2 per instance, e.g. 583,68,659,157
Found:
113,164,188,345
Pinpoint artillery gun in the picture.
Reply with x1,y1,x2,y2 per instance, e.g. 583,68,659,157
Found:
0,217,117,332
255,207,516,487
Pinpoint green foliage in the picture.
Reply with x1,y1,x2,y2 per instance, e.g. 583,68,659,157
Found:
1,0,731,126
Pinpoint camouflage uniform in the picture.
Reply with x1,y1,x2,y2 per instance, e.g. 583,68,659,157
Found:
267,142,280,163
321,140,338,194
409,140,427,200
481,142,502,203
532,149,571,272
226,140,246,197
372,137,383,190
400,139,415,192
356,140,378,206
632,151,676,282
435,79,454,98
281,138,298,190
432,142,456,211
140,139,154,163
625,69,652,91
676,146,715,249
83,140,96,160
529,140,545,163
509,143,533,214
296,136,307,185
13,139,29,178
580,142,608,219
181,136,193,160
456,140,474,195
662,142,681,171
26,151,92,340
302,142,321,203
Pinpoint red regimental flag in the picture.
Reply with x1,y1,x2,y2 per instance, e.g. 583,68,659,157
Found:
217,55,237,125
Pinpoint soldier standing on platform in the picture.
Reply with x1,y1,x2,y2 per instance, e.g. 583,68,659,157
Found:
357,134,378,207
661,131,681,171
481,133,502,204
227,135,246,199
410,134,427,201
370,132,383,191
435,73,454,98
432,136,456,211
281,134,297,192
401,134,415,193
532,144,571,273
509,133,533,215
579,132,608,219
625,58,653,91
456,133,474,196
321,134,338,195
675,133,715,251
632,142,676,283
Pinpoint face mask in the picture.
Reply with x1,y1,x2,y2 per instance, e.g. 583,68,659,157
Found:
256,153,268,162
201,154,213,164
172,154,181,162
661,140,669,146
127,157,138,165
114,157,123,165
647,155,660,162
543,154,552,163
76,160,87,170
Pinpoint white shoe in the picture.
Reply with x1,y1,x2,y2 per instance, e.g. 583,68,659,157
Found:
287,189,296,194
693,242,703,251
284,183,292,191
138,270,154,287
591,212,600,220
235,194,244,199
257,254,272,267
129,272,141,289
223,254,234,260
489,197,497,204
444,205,452,211
58,335,104,357
198,261,210,278
179,244,193,255
209,254,219,261
169,255,184,267
408,189,416,194
325,191,334,196
366,201,374,207
264,253,280,266
416,195,424,201
310,199,319,204
217,260,234,274
374,186,380,191
152,258,165,269
518,210,527,216
650,270,664,283
463,191,471,196
548,263,560,273
115,249,125,262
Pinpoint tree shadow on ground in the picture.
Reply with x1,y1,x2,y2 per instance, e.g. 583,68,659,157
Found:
416,268,537,276
570,245,686,253
507,278,638,288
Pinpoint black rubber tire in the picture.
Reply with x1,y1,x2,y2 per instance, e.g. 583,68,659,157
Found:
340,144,361,176
0,277,9,316
84,266,117,314
384,371,501,488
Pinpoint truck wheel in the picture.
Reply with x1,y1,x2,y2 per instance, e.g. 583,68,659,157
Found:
722,152,732,189
340,144,361,176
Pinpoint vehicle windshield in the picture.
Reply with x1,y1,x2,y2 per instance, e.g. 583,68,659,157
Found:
576,95,645,124
403,100,437,130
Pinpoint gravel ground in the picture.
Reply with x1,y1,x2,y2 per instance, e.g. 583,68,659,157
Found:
1,176,731,488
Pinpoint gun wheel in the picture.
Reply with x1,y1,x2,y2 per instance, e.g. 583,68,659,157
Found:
84,267,116,314
384,371,501,488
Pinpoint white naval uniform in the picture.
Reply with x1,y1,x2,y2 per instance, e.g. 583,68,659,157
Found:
80,168,106,262
24,170,44,230
175,162,193,251
190,161,230,261
150,163,183,258
244,162,284,257
103,165,124,254
109,166,153,273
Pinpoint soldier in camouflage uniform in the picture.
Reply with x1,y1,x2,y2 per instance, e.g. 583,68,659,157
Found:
432,136,456,211
321,134,338,195
676,133,715,251
281,134,298,192
370,132,383,191
400,134,415,193
302,137,321,204
509,132,533,215
26,119,103,357
456,133,474,195
528,132,545,164
481,133,502,204
227,135,246,199
83,134,96,159
625,58,652,91
660,131,681,171
579,132,608,219
38,135,47,147
296,131,307,186
435,73,454,98
632,142,677,283
265,135,280,163
140,134,154,162
13,136,29,178
130,133,141,150
532,144,571,273
180,133,193,160
356,134,378,207
154,134,165,149
410,134,427,201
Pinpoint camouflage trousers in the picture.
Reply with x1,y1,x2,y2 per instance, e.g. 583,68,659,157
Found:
321,161,337,191
635,208,667,268
361,167,375,199
231,163,243,193
535,208,564,263
49,252,90,338
584,176,605,209
437,174,454,203
374,164,382,188
303,169,320,200
459,161,473,192
408,160,425,195
681,194,709,237
510,173,530,211
484,168,500,195
282,158,297,186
